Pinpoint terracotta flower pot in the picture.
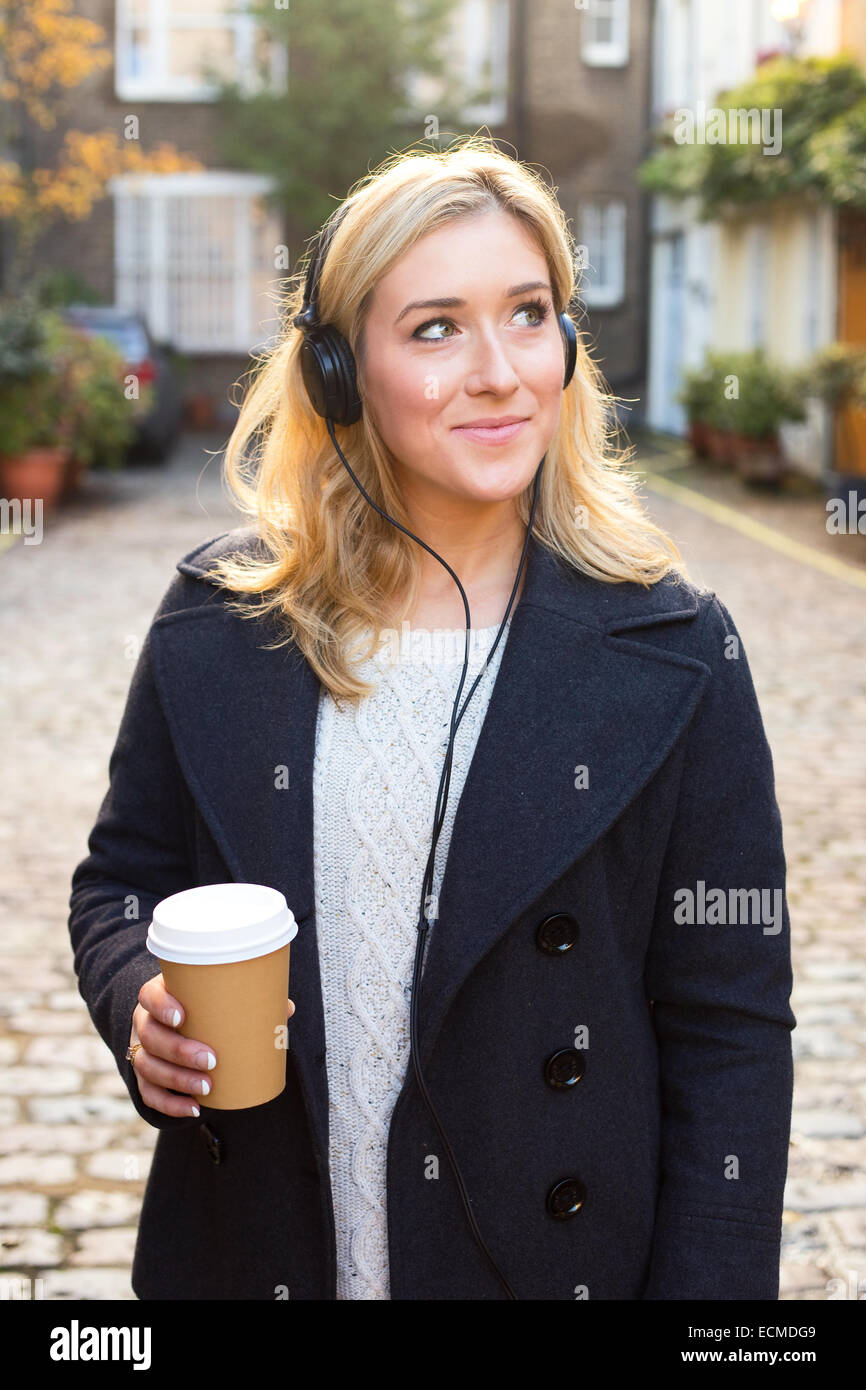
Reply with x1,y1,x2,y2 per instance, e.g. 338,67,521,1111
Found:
704,426,735,466
0,446,69,512
688,420,711,458
730,432,785,484
62,453,87,497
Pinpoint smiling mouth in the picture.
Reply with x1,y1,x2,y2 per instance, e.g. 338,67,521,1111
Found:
452,419,529,445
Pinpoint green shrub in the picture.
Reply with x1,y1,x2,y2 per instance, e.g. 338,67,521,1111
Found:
43,314,135,468
805,341,866,407
0,298,135,465
678,348,808,439
638,55,866,218
676,361,719,423
0,297,67,453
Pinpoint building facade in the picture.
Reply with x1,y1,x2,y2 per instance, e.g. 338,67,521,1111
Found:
21,0,653,420
645,0,857,479
515,0,654,422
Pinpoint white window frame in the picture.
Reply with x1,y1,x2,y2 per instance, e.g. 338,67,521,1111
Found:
115,0,288,102
651,0,694,118
403,0,510,126
581,0,630,68
107,170,280,354
457,0,510,125
576,200,627,308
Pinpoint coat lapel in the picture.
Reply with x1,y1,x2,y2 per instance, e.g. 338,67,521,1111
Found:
150,530,710,1154
414,543,711,1061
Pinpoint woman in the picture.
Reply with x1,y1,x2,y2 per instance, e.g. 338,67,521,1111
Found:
68,136,795,1301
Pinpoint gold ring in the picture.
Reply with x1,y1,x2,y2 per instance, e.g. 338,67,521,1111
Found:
126,1042,143,1066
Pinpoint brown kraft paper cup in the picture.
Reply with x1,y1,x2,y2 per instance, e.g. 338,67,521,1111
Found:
159,942,291,1110
146,883,297,1111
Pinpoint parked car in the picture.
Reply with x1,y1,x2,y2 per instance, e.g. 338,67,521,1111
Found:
61,306,184,463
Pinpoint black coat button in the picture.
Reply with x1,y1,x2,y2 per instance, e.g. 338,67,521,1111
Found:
544,1048,586,1089
199,1122,223,1165
547,1178,586,1219
536,913,578,954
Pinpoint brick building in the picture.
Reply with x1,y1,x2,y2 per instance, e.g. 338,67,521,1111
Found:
19,0,651,423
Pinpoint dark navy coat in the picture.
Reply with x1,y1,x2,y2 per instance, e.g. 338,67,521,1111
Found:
67,526,796,1300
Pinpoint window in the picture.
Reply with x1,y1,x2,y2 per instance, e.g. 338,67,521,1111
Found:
108,171,283,353
404,0,510,125
651,0,693,117
115,0,288,102
581,0,630,68
576,200,626,308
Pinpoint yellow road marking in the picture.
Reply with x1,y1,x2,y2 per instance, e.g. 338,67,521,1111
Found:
640,471,866,591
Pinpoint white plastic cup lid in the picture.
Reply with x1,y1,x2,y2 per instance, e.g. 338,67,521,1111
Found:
146,883,297,965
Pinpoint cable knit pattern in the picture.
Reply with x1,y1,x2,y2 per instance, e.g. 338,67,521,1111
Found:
312,619,512,1300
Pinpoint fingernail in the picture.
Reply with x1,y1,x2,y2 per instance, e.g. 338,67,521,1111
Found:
191,1104,200,1117
195,1050,216,1070
168,1009,181,1026
199,1078,211,1095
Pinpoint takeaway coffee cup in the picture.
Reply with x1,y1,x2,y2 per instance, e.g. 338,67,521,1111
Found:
146,883,297,1110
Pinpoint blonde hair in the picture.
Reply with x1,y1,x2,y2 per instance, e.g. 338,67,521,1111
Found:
210,134,687,700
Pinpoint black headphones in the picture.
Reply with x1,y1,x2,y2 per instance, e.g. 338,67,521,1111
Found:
291,198,578,1301
293,201,578,425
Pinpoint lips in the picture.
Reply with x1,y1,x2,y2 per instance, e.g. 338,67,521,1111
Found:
452,417,529,445
457,415,527,428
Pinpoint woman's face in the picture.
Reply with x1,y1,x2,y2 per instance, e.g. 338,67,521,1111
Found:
358,208,566,516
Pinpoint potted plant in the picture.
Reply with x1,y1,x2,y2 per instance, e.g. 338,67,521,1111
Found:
710,349,808,484
0,299,70,511
804,342,866,504
676,362,717,458
43,316,136,492
701,352,738,466
807,342,866,410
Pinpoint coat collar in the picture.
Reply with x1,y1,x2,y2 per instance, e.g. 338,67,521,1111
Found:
151,527,709,1150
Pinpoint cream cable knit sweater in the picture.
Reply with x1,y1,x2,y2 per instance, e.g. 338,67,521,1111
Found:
312,618,512,1300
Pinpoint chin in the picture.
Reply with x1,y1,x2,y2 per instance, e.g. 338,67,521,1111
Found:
447,453,541,500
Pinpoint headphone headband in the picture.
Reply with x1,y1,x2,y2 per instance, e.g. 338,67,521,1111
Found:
294,202,353,332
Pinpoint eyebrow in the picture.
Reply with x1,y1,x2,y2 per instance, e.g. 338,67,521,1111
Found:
394,281,553,326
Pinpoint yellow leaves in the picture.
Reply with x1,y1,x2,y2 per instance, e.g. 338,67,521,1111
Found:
0,160,27,218
9,132,204,225
122,142,207,176
0,0,112,128
0,0,203,248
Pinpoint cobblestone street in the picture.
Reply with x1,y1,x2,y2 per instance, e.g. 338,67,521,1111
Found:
1,434,865,1300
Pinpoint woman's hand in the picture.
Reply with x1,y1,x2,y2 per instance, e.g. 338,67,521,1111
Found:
130,973,296,1118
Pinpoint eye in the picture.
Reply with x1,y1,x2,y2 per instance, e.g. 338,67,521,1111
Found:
411,297,552,341
412,318,457,341
514,297,551,327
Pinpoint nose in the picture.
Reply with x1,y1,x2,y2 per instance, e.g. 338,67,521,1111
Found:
464,325,521,396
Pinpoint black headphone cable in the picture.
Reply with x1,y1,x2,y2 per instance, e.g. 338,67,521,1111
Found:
325,416,546,1299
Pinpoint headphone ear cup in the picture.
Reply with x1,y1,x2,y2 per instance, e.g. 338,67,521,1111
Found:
559,311,577,390
329,328,362,425
298,327,362,426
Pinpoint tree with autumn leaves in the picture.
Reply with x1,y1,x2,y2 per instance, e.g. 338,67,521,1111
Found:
0,0,202,292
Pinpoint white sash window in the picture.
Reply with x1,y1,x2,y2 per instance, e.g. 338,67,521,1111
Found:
115,0,287,101
109,171,282,352
581,0,630,68
577,200,627,308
